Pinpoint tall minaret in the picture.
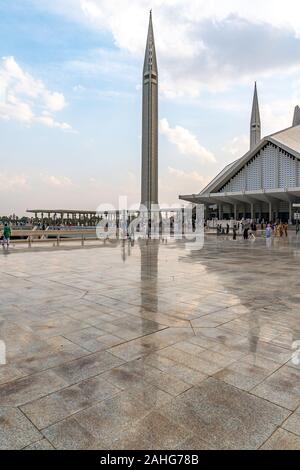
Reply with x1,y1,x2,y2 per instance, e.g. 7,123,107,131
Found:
250,82,261,149
293,105,300,126
141,11,158,210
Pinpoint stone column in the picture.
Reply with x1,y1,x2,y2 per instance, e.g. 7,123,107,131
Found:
218,205,223,220
203,204,208,221
269,202,272,222
250,203,254,220
258,206,262,221
289,202,293,224
233,204,237,221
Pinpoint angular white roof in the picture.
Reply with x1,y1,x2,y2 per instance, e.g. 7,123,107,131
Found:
197,124,300,196
269,124,300,156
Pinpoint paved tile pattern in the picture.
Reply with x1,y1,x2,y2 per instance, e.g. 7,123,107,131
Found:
0,236,300,449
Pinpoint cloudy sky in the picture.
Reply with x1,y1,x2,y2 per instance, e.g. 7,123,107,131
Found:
1,0,300,214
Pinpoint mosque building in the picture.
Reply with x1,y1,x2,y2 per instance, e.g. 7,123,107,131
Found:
180,84,300,222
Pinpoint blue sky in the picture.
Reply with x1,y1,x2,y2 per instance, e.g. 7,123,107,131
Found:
1,0,300,214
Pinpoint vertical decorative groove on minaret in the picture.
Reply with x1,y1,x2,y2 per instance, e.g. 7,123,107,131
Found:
141,11,158,209
250,82,261,150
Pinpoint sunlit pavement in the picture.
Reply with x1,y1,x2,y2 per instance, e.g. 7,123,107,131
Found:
1,236,300,449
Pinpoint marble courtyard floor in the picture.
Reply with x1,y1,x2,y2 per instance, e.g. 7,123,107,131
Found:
1,236,300,450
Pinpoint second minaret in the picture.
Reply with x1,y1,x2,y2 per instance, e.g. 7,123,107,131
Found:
141,11,158,209
250,82,261,149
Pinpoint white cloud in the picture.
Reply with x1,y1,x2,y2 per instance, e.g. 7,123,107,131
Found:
0,56,71,130
159,118,216,163
67,48,137,84
81,0,103,22
32,0,300,34
0,172,29,192
262,101,296,135
157,166,212,203
36,115,72,131
222,135,249,159
168,166,209,184
73,84,86,92
43,91,66,112
31,0,300,97
42,174,74,187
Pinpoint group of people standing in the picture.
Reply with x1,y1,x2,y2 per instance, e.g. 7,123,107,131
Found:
216,223,230,236
215,219,291,241
216,220,256,240
232,221,257,240
265,222,289,239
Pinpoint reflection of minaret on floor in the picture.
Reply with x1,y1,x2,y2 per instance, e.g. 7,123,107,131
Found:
139,239,159,314
141,11,158,210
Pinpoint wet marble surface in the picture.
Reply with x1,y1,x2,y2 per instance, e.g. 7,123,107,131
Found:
0,236,300,449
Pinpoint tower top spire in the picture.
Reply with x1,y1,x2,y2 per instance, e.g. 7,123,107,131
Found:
251,82,260,127
250,81,261,149
293,105,300,127
143,10,157,76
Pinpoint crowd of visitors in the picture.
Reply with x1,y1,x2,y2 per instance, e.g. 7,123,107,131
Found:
214,219,292,241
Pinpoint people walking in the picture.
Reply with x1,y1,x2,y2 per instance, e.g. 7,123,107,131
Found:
279,222,284,237
243,226,249,240
233,224,237,240
266,223,272,239
2,223,11,248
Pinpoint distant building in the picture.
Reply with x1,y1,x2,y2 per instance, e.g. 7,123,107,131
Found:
141,11,159,210
180,84,300,222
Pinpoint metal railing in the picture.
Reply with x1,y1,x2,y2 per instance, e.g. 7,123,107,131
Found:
2,229,101,248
